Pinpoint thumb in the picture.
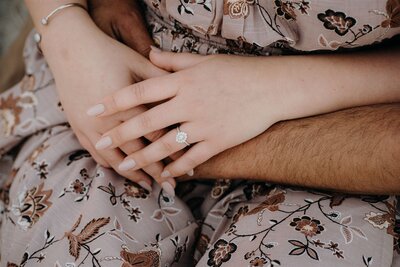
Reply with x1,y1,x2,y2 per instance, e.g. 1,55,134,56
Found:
149,46,210,72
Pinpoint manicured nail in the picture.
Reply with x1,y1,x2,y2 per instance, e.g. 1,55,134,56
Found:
161,170,171,178
118,159,136,171
161,181,175,197
187,169,194,177
86,104,105,116
95,136,112,150
150,45,162,53
138,181,152,192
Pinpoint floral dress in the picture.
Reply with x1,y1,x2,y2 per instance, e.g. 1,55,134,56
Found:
0,0,399,266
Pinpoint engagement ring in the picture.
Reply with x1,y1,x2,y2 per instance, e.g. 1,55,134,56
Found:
175,127,190,146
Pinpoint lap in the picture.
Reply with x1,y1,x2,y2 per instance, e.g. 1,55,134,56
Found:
0,32,398,267
2,139,397,267
1,128,197,266
190,181,397,267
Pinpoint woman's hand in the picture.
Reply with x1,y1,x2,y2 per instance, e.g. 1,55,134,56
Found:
88,48,286,183
39,9,172,190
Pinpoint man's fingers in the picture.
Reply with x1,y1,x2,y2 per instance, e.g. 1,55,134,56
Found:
115,1,154,57
149,47,211,72
86,77,178,117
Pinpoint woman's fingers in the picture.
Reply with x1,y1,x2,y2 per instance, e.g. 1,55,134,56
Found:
99,144,153,189
117,125,201,172
119,139,164,191
95,102,182,149
162,142,214,178
86,76,178,117
76,133,110,168
89,133,153,189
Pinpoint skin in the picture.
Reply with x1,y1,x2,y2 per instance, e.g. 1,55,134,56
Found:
93,47,400,193
25,0,400,195
190,103,400,195
86,2,400,195
24,0,177,191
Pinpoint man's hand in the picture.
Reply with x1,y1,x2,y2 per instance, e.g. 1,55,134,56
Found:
88,0,154,57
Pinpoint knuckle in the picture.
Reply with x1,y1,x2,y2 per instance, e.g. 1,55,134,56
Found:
107,158,121,168
145,130,165,141
132,82,146,102
121,141,143,155
112,127,126,145
133,151,149,167
159,138,174,154
138,113,152,131
104,94,121,113
143,163,162,178
183,154,199,169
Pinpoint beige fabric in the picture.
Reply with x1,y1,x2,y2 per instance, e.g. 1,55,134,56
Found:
0,1,399,266
0,27,398,267
144,0,400,52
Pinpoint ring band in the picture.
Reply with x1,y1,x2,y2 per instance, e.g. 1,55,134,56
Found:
175,127,190,146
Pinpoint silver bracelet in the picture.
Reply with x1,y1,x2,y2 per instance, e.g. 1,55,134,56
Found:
34,3,87,52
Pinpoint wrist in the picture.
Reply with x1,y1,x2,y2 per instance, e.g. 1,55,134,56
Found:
40,7,98,52
39,7,114,77
267,56,349,122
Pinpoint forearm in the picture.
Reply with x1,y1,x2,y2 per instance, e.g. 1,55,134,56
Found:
191,103,400,195
274,47,400,122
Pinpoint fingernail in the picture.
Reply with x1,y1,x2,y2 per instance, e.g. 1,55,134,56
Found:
95,136,112,150
187,169,194,177
138,181,152,192
150,45,162,53
118,159,136,171
87,104,105,116
161,181,175,197
161,170,171,178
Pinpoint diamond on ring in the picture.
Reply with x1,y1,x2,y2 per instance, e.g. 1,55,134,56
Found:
176,127,190,146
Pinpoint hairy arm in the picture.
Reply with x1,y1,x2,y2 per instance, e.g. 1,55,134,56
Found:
190,103,400,195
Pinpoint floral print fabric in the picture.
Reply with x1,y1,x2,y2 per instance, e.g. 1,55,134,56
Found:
0,3,399,266
144,0,400,52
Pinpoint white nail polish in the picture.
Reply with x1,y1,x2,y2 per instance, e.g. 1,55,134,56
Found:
161,181,175,197
187,169,194,177
95,136,112,150
138,181,152,192
161,170,171,178
87,104,105,116
118,159,136,171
